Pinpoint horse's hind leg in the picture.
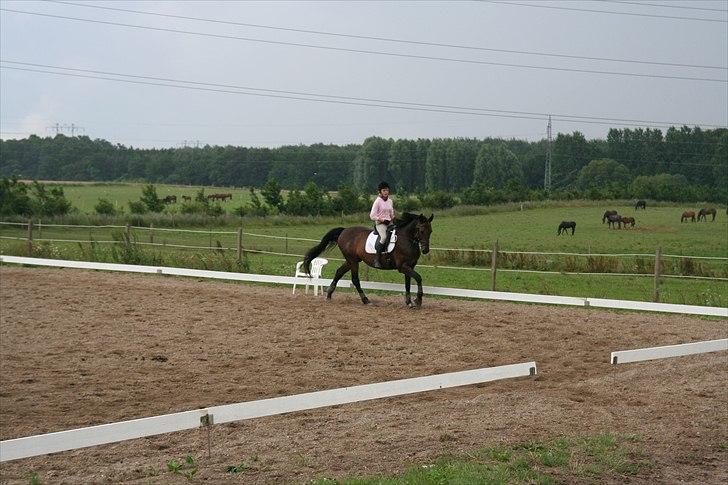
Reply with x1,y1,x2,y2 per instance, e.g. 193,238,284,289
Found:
326,262,351,300
349,262,370,304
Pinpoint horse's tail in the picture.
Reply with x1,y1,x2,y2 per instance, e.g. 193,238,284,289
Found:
303,227,345,275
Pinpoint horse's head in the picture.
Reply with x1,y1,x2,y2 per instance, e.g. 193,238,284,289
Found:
414,213,434,254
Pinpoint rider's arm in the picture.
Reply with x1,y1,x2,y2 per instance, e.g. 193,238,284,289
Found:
370,198,381,223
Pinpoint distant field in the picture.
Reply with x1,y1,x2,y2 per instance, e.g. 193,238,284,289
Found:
44,182,255,213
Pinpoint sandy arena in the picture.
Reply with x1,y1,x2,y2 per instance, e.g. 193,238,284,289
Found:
0,266,726,483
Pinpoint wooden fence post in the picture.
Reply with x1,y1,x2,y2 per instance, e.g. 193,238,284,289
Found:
285,233,288,255
125,224,131,247
237,227,243,263
653,246,661,303
27,219,33,257
491,239,498,291
149,223,154,244
37,219,42,239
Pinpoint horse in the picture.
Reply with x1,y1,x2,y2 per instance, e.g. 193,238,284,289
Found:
635,200,646,210
303,212,433,308
557,221,576,235
602,210,618,223
681,211,696,223
697,207,717,222
619,216,635,228
181,195,192,202
162,195,177,204
606,213,622,229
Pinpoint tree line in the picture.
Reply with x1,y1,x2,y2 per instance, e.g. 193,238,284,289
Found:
1,126,726,201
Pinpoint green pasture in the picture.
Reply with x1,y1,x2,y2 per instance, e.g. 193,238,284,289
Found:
1,202,726,307
47,182,254,213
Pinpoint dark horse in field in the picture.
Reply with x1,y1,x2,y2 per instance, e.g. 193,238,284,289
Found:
303,212,434,308
557,221,576,235
697,207,717,222
635,200,646,210
602,210,617,223
606,213,622,229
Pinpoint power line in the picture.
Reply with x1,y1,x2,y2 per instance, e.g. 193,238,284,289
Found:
3,60,725,129
2,8,726,84
482,0,728,23
47,0,727,71
597,1,728,14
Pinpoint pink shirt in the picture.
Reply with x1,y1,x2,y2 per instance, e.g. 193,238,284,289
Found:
370,196,394,222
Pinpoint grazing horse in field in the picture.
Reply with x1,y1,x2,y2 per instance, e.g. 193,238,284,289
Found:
681,211,696,223
697,207,717,222
303,212,434,308
635,200,646,210
619,216,635,228
557,221,576,235
602,210,618,223
606,213,622,229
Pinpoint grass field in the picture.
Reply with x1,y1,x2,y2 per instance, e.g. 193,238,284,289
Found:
43,181,255,213
1,200,726,306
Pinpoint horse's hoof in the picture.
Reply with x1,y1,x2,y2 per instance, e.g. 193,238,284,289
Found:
362,298,371,305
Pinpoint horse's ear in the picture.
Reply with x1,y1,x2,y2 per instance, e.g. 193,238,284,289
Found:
428,214,434,222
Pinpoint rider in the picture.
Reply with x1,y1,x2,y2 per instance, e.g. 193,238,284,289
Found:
370,181,395,269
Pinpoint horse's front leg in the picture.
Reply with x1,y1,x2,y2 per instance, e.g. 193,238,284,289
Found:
350,262,370,305
403,273,413,307
399,264,423,308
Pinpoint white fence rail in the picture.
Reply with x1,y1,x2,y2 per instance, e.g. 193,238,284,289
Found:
610,338,728,364
0,362,536,462
1,256,726,317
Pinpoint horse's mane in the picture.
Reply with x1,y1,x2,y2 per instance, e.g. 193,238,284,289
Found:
394,212,425,229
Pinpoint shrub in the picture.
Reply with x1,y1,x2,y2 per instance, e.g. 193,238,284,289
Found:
94,198,117,216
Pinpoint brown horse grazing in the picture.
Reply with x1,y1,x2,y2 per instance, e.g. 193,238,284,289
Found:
681,211,696,223
620,216,635,228
697,207,717,222
602,210,618,223
303,212,434,308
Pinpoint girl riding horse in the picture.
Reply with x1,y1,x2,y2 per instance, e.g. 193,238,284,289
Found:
303,212,434,308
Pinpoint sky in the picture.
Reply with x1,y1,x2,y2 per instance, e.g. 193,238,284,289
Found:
0,0,726,148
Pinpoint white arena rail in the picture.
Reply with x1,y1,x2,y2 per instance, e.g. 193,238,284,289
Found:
0,362,536,462
1,256,726,318
610,338,728,364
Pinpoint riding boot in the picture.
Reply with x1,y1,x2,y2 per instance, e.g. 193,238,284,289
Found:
374,241,384,268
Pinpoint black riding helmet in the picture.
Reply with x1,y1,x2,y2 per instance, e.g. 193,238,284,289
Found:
377,181,390,191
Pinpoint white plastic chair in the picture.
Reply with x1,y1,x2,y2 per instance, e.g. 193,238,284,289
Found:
293,258,328,296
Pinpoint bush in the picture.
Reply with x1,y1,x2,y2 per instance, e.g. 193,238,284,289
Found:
128,200,147,214
140,184,164,212
0,176,32,216
94,198,118,216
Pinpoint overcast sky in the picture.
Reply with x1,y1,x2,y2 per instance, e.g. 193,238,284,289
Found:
1,0,726,148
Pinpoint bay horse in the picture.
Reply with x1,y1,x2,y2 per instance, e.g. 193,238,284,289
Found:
681,211,696,223
635,200,646,210
602,210,617,223
697,207,716,222
606,213,621,229
557,221,576,235
303,212,434,308
619,216,635,228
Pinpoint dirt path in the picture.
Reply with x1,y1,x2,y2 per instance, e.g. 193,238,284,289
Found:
0,267,726,483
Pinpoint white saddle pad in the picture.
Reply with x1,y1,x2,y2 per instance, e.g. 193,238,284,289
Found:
365,230,397,254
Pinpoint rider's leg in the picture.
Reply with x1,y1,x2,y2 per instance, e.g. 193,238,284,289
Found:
374,223,387,268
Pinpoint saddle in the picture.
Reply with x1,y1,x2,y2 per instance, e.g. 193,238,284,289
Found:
365,226,397,254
